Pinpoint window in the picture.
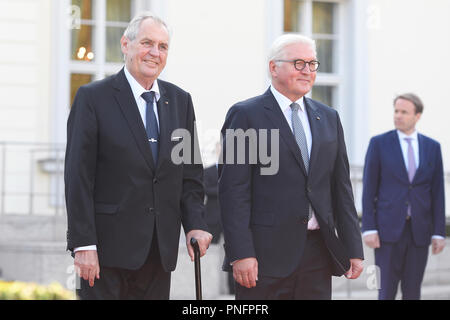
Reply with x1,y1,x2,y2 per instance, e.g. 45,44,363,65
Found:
69,0,133,105
49,0,160,207
284,0,342,108
51,0,160,144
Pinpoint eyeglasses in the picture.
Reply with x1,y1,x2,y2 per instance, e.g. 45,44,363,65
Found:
275,59,320,72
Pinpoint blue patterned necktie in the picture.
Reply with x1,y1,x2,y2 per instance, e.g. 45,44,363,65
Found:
141,91,159,165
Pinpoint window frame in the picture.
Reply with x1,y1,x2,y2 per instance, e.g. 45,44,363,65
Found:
271,0,369,164
69,0,134,82
284,0,346,109
51,0,166,145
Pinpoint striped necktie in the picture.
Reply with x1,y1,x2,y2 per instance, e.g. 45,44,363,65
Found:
290,102,312,219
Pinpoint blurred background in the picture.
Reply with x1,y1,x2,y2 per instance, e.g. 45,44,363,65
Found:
0,0,449,299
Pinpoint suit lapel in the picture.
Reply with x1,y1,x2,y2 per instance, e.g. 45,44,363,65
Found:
155,80,173,171
304,98,322,175
391,131,410,182
112,68,156,172
413,133,426,182
262,89,307,176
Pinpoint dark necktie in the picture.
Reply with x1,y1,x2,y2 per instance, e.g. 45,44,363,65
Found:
141,91,159,165
290,102,312,219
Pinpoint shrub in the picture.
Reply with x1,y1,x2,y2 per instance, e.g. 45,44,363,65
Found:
0,280,75,300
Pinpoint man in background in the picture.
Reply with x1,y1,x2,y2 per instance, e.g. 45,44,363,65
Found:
362,93,446,300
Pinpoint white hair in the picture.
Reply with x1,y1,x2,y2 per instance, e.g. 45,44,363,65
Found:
123,11,171,43
267,34,317,78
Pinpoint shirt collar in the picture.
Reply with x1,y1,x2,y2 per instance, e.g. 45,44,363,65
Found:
397,129,418,141
270,85,305,113
124,66,161,102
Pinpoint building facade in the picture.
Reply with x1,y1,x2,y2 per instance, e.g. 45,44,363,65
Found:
0,0,449,295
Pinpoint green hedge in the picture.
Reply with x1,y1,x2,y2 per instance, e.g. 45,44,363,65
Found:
0,281,75,300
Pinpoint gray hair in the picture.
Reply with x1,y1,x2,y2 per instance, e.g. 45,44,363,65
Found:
394,93,424,114
267,34,317,78
123,11,171,42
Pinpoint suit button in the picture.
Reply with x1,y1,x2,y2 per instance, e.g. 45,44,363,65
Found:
153,178,158,184
307,187,312,193
148,207,154,214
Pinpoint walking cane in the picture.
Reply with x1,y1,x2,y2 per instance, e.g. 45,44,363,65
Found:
190,238,202,300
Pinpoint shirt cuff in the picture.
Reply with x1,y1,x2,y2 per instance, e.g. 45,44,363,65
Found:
432,235,445,240
74,245,97,252
362,230,378,237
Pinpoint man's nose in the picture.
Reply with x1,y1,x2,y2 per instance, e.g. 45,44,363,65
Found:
301,65,312,74
148,45,160,56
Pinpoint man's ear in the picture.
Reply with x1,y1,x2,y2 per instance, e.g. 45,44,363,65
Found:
269,60,277,79
120,35,128,55
415,112,422,122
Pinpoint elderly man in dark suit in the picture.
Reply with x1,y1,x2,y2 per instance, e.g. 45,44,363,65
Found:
362,93,446,300
65,12,212,300
218,34,364,300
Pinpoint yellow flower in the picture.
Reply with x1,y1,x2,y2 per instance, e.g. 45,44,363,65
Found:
0,280,75,300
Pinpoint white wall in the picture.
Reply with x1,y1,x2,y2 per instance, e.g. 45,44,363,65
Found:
163,0,268,165
367,0,450,171
0,0,51,143
0,0,55,215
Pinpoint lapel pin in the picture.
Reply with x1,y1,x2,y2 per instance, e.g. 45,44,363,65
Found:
165,101,169,105
316,116,320,120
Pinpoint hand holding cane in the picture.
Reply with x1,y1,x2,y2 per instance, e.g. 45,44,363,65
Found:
190,237,202,300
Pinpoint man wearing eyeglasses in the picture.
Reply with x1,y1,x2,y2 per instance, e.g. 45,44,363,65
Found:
362,93,446,299
218,34,364,300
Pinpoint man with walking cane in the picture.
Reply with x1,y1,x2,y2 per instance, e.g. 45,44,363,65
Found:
65,12,212,300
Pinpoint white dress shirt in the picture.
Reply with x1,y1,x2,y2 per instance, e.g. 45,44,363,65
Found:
363,129,444,240
270,85,319,230
124,66,161,129
74,67,161,253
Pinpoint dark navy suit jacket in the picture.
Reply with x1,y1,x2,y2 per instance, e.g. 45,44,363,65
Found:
362,130,445,246
65,68,208,271
218,88,364,278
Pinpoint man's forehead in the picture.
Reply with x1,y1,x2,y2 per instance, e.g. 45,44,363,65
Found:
136,19,170,41
283,43,316,58
138,35,169,44
395,99,415,107
394,100,416,113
